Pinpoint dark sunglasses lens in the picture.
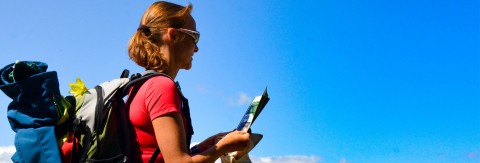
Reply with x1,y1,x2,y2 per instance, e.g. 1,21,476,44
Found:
195,33,200,44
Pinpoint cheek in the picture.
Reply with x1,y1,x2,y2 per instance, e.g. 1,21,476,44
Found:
173,39,195,65
174,49,192,64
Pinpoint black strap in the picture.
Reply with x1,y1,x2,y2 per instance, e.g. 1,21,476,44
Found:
148,148,161,163
76,118,93,163
93,86,104,158
73,86,103,162
175,82,194,151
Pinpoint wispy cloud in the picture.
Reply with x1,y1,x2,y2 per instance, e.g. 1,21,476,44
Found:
250,155,323,163
195,84,210,94
466,150,479,159
196,143,319,163
227,92,252,106
194,84,253,107
0,146,14,163
338,157,349,163
236,92,252,105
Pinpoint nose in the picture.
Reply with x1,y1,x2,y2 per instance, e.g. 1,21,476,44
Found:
194,45,199,52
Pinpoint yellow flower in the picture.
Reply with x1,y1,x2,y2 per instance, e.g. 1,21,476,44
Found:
68,78,88,96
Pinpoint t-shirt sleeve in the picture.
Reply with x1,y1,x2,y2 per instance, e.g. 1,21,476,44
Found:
143,76,182,121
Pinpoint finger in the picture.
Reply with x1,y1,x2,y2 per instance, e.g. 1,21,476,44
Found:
237,131,249,135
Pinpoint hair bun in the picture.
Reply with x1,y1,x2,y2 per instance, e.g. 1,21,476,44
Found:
137,25,151,36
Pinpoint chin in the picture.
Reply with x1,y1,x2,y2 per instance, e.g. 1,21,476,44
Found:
184,61,192,70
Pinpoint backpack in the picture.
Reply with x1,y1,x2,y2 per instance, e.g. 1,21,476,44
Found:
57,69,132,163
60,70,195,163
0,61,194,163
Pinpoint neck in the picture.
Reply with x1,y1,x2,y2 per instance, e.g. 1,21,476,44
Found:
165,69,179,80
158,44,178,79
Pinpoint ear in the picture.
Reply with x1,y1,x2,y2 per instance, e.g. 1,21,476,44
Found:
163,28,176,44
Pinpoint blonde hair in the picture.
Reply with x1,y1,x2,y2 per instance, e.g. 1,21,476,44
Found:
128,1,193,72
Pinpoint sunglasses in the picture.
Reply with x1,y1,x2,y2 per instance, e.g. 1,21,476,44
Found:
176,28,200,44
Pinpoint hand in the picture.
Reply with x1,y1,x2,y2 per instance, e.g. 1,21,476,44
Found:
232,138,252,159
217,130,250,153
197,132,228,151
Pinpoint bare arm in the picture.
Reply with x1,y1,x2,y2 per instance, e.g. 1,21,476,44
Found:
152,112,250,163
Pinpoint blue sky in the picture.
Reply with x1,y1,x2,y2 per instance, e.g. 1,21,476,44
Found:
0,0,479,163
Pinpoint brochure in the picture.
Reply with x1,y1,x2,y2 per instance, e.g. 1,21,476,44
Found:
220,88,269,162
236,88,270,132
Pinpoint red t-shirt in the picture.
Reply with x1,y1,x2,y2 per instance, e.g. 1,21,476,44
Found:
128,76,186,163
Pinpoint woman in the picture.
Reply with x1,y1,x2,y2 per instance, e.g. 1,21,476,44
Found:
127,1,250,162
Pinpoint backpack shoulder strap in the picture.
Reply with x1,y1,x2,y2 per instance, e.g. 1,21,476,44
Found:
121,70,171,96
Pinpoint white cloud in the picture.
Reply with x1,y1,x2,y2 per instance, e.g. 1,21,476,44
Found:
338,157,349,163
195,84,210,94
192,145,322,163
228,92,252,106
236,92,251,105
0,146,14,163
250,155,323,163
